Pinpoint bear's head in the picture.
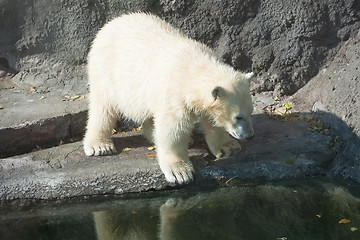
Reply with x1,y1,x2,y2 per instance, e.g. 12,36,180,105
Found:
209,72,255,140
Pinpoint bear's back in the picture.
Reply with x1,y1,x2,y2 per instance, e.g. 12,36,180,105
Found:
87,13,219,121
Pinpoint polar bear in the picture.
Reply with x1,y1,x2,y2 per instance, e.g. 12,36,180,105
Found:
83,13,254,185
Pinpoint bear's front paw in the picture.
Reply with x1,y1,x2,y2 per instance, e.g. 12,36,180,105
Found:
160,160,194,185
212,139,242,159
83,140,117,156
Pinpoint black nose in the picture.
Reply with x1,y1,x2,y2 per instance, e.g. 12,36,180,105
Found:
246,135,254,141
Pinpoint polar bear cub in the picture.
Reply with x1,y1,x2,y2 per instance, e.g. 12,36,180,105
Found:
83,13,254,185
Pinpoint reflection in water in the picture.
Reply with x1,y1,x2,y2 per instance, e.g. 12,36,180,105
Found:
92,183,360,240
1,180,360,240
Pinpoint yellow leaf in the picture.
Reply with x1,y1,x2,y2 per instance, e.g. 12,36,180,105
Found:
70,95,81,100
339,219,351,224
284,103,291,110
9,86,14,89
122,147,131,152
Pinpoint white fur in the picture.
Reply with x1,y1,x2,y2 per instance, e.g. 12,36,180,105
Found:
84,13,254,185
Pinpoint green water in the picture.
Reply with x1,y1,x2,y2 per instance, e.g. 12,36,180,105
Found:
1,179,360,240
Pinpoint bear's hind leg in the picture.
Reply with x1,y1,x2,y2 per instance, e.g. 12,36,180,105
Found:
142,118,155,143
84,103,117,156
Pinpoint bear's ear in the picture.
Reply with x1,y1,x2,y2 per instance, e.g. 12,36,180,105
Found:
211,86,224,100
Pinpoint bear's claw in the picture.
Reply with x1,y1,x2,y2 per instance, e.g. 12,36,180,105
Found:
214,139,242,159
161,161,195,185
84,141,117,156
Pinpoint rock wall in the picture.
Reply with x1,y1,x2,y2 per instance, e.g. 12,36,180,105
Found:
292,31,360,182
0,0,359,95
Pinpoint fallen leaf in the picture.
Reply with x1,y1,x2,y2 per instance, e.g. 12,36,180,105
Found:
146,153,156,158
71,95,81,100
62,95,85,102
39,96,45,100
293,190,298,193
112,129,117,135
62,96,70,101
147,145,156,150
339,219,351,224
284,103,291,110
274,96,280,101
131,126,142,131
275,106,287,115
9,86,14,89
277,237,287,240
286,159,295,165
322,129,331,135
122,148,131,152
351,227,358,232
316,214,322,218
264,106,273,115
333,135,341,142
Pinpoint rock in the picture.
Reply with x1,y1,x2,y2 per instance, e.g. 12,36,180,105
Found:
0,89,88,158
0,114,334,200
0,70,6,78
292,31,360,183
0,0,359,200
0,0,359,95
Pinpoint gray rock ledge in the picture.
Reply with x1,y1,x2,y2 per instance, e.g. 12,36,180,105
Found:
0,114,335,201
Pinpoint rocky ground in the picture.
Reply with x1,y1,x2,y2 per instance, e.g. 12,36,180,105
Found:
0,90,338,201
0,0,359,202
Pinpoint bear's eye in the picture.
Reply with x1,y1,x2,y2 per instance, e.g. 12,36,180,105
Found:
235,116,243,121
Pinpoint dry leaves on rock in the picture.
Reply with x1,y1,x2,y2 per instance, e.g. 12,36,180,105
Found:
264,104,301,122
29,86,49,94
62,95,85,101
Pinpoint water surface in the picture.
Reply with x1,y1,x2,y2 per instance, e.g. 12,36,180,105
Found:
1,178,360,240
